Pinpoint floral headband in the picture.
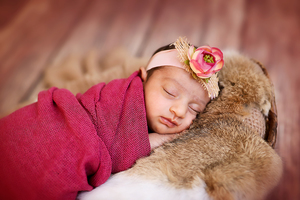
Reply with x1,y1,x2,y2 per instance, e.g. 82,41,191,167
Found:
146,37,224,99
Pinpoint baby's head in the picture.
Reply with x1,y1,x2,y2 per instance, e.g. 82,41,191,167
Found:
140,37,224,134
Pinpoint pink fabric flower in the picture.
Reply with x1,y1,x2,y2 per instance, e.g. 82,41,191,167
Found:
188,45,224,79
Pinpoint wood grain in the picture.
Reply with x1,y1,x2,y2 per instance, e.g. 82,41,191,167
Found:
0,0,299,199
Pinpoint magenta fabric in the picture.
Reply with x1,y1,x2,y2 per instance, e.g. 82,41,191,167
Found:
0,71,150,200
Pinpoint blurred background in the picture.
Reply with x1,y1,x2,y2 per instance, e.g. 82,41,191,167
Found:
0,0,299,199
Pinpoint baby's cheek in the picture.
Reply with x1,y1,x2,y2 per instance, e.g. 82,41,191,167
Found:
189,114,197,124
184,115,197,129
180,122,192,132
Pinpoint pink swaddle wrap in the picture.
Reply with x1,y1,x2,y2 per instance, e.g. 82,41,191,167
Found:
0,71,150,200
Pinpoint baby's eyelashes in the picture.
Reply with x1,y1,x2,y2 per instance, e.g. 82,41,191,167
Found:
189,104,202,114
163,88,177,97
189,108,200,114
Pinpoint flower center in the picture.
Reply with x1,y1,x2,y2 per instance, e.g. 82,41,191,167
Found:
203,54,215,63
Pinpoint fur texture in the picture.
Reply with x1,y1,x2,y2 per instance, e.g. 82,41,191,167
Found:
78,51,282,200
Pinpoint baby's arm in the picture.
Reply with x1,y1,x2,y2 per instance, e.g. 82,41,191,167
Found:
148,133,178,150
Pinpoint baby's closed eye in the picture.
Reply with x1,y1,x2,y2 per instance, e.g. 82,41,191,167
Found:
163,88,175,97
163,86,179,98
188,104,202,114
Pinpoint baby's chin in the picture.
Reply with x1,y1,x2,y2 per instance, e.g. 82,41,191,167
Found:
153,125,187,135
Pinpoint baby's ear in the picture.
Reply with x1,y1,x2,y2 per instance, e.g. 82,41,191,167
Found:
139,67,147,82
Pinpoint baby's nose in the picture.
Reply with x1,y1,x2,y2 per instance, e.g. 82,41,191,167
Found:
170,103,187,119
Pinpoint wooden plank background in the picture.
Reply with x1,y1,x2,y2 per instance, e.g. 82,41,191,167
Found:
0,0,299,199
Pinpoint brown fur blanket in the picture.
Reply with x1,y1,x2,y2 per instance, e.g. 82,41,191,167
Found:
77,50,282,200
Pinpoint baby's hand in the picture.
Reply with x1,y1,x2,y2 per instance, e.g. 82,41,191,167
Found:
148,133,178,150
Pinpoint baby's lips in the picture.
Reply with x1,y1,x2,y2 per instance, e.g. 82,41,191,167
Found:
160,117,178,128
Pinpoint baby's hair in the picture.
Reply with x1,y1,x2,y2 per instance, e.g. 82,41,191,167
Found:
152,41,198,56
152,43,176,56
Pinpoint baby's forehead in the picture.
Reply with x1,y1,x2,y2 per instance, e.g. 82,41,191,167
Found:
157,66,197,84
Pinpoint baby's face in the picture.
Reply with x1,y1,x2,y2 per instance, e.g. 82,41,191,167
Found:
143,66,210,134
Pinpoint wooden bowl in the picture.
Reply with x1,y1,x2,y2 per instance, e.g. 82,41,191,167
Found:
251,59,278,148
